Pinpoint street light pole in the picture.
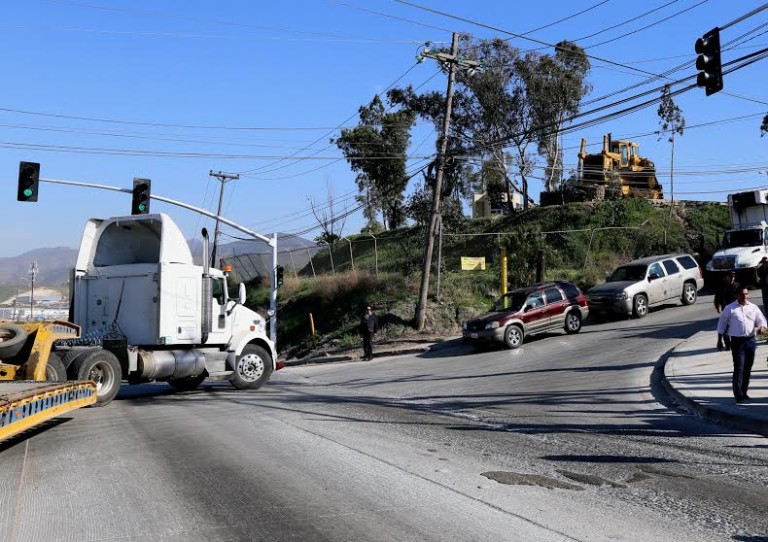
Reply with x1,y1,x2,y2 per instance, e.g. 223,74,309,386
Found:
209,170,239,267
29,260,38,320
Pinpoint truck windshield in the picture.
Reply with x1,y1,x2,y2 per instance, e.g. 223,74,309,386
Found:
490,291,527,312
723,229,763,248
608,265,647,282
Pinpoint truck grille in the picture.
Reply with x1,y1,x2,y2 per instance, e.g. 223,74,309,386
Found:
711,256,736,270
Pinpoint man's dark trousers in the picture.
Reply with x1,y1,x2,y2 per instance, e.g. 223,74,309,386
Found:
729,335,756,399
362,331,373,360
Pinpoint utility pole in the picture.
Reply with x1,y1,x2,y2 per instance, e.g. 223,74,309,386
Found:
209,170,240,267
415,32,476,330
29,260,38,320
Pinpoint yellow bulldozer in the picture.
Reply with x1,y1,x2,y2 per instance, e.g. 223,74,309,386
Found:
540,134,664,205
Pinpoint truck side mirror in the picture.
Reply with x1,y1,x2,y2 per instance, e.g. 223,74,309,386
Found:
238,283,246,305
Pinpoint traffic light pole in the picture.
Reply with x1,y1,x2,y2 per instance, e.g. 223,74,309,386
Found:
209,171,239,268
36,176,280,348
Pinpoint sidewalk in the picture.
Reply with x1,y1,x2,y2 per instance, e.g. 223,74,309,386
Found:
663,331,768,437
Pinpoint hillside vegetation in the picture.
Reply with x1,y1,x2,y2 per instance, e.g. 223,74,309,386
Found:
245,199,729,358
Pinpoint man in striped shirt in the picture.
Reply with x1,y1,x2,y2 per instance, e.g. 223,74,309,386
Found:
717,287,768,403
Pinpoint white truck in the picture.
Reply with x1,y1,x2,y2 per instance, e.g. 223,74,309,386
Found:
706,189,768,287
35,212,277,406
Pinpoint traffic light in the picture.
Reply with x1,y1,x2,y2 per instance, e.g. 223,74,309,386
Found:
17,161,40,202
695,27,723,96
131,178,151,215
276,265,284,288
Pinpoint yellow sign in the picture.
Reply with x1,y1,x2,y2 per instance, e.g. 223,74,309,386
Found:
461,257,486,271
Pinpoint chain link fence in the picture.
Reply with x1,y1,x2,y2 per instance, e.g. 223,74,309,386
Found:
220,225,668,288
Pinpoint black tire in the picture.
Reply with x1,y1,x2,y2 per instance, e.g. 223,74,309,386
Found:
503,325,524,349
169,371,208,392
681,282,697,306
45,352,68,381
564,310,582,334
70,350,122,406
61,349,87,370
230,344,273,390
0,324,29,359
633,294,649,318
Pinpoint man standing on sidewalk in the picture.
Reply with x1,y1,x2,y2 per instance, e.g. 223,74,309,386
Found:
716,287,767,403
758,257,768,312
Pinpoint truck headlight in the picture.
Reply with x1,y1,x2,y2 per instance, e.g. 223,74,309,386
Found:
615,292,628,300
485,321,500,330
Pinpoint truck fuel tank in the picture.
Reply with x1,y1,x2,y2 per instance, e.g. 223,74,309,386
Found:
137,349,206,380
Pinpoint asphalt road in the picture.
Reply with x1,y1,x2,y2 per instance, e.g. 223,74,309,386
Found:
1,293,767,541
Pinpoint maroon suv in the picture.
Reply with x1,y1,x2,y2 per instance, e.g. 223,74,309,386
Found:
461,280,589,349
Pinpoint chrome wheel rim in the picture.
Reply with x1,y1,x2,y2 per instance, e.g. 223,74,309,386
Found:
566,313,580,331
507,328,522,347
238,353,265,382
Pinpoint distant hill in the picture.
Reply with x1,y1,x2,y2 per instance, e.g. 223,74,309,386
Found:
0,233,317,287
0,247,77,288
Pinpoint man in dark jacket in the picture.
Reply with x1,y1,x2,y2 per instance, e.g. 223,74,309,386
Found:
359,306,378,361
758,257,768,312
714,271,740,351
714,271,739,314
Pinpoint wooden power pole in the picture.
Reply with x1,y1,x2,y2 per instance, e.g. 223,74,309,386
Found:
415,33,460,330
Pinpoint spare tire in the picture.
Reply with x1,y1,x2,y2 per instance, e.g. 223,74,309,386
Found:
0,324,29,360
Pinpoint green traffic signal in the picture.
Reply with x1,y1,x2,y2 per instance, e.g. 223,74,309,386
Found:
17,161,40,202
131,178,151,215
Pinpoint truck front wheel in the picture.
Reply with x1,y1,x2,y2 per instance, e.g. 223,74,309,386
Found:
70,350,122,406
230,344,273,390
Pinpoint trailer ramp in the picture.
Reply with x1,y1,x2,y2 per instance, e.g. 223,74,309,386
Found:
0,381,97,442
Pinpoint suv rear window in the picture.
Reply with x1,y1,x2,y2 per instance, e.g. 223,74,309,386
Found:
676,255,698,270
544,287,563,304
557,282,582,299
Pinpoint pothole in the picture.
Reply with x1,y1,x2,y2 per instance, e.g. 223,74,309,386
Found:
638,466,693,479
481,471,584,490
625,472,653,484
556,469,626,488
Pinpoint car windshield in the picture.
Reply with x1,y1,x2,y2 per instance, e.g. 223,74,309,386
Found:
723,229,763,248
608,265,647,282
490,291,528,312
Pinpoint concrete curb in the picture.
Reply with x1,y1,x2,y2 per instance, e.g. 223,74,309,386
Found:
661,336,768,437
282,344,434,368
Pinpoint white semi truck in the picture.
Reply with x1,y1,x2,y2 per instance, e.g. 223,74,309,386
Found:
706,189,768,287
1,212,278,407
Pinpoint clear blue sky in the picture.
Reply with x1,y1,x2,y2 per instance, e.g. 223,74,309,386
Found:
2,0,767,258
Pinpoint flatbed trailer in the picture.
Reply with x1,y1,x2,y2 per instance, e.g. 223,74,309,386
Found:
0,320,98,441
0,380,96,442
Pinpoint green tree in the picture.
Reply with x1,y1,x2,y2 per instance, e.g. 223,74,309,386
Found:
657,85,685,207
389,37,590,212
522,41,591,192
333,95,416,230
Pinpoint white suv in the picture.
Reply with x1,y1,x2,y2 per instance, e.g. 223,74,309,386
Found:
587,254,704,319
